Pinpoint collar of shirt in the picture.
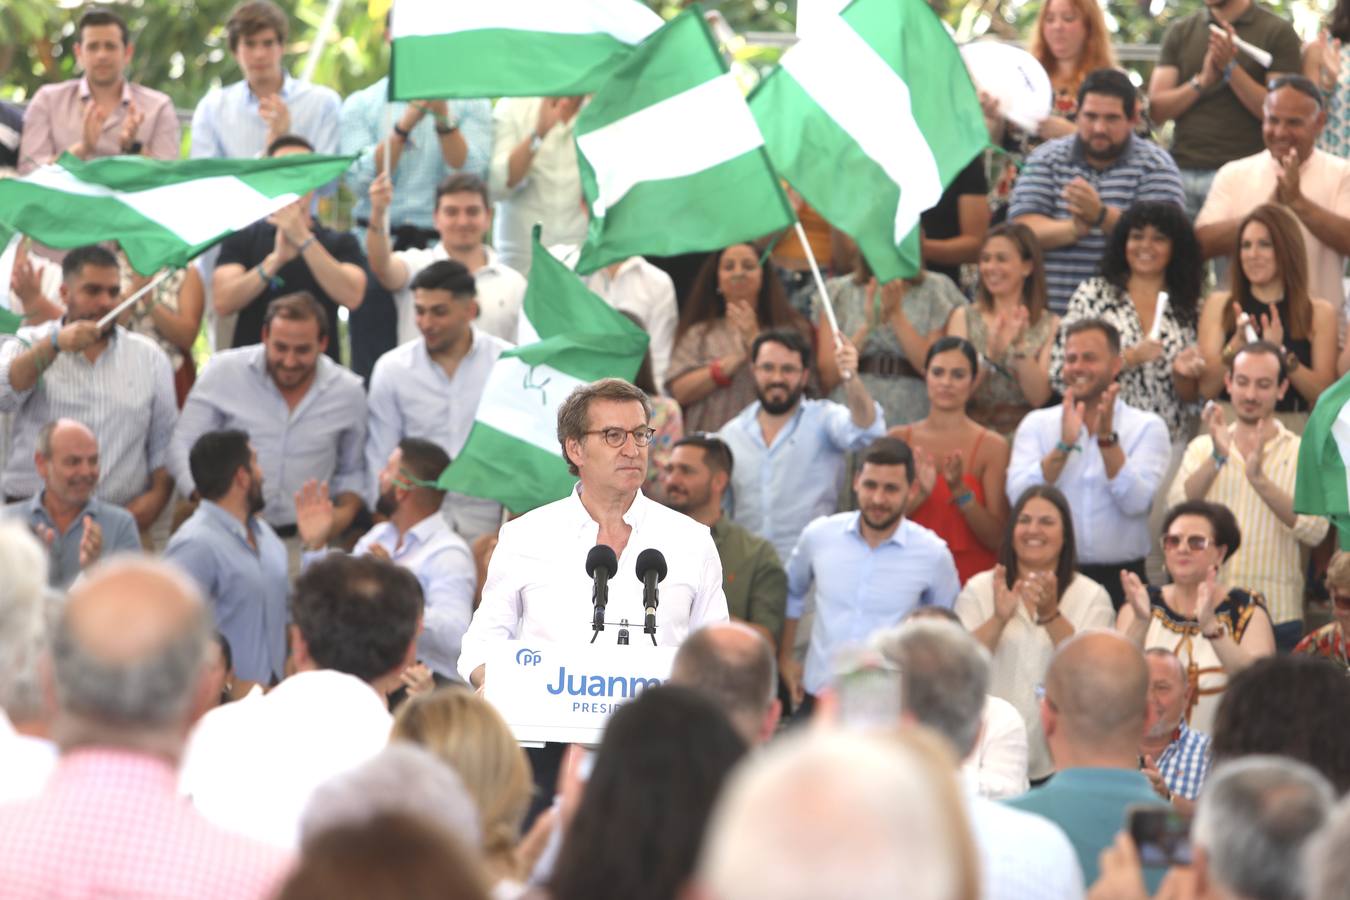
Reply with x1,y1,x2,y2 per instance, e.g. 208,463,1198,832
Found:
78,76,131,106
1262,147,1323,175
1221,417,1294,452
52,746,179,795
245,73,296,106
412,324,491,370
567,483,649,536
846,510,909,548
735,400,808,450
199,499,268,549
27,490,98,531
368,511,447,557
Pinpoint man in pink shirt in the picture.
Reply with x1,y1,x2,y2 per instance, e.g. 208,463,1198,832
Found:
0,557,291,898
18,7,180,173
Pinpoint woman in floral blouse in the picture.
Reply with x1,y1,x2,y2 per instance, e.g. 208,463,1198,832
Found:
1294,550,1350,672
1051,201,1206,443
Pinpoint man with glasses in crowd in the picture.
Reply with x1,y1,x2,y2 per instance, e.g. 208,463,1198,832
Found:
458,377,729,690
1196,74,1350,316
719,329,883,564
1168,341,1328,651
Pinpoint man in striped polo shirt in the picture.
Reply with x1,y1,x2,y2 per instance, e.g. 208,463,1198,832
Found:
1009,69,1186,315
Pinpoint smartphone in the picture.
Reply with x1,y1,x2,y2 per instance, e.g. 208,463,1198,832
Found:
1127,804,1193,868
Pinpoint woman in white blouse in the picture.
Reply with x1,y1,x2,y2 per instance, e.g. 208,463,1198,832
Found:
955,484,1114,782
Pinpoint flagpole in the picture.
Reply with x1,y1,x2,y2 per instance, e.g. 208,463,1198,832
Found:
790,220,851,379
97,269,176,330
381,105,393,240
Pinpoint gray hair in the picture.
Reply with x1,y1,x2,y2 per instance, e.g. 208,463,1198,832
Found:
670,622,777,744
51,562,211,728
698,730,968,900
300,743,481,851
555,378,652,476
1192,756,1335,900
874,618,990,759
1307,794,1350,900
0,524,50,711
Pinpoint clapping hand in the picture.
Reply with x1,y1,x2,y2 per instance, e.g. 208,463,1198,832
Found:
725,297,758,348
1085,383,1120,438
1196,566,1222,633
1120,569,1151,622
913,446,938,504
940,450,965,492
1172,345,1205,380
78,515,102,569
988,305,1029,359
1061,387,1085,446
992,564,1020,623
1258,303,1284,349
1205,401,1232,458
294,479,334,551
258,93,292,141
1274,149,1303,206
118,103,144,153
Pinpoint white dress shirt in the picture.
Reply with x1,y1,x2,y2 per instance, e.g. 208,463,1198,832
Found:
962,695,1030,801
178,669,392,849
353,514,476,680
457,486,729,682
0,710,57,805
487,97,588,276
1006,397,1170,564
365,329,511,541
967,788,1086,900
393,243,527,345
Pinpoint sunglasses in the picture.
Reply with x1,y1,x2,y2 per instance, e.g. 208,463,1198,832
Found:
1161,534,1214,552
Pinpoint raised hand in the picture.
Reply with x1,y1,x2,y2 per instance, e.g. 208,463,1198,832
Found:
940,450,965,492
1259,302,1284,349
1205,400,1232,458
294,479,334,551
1120,569,1151,622
1172,345,1205,380
1126,338,1165,369
535,97,567,138
369,172,393,216
913,446,938,502
725,297,759,348
1244,431,1267,484
1029,569,1059,620
78,515,103,569
1274,148,1302,206
1088,383,1120,438
835,333,860,381
58,320,106,354
118,103,145,153
78,104,108,158
1196,566,1222,634
1061,386,1085,446
399,662,435,697
268,201,310,247
992,564,1019,623
258,94,292,141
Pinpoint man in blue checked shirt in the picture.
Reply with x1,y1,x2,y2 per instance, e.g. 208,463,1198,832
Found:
1139,647,1211,814
780,437,960,715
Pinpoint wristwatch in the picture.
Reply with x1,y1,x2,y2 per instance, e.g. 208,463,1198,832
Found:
529,133,544,153
1189,75,1204,93
123,140,143,155
1097,431,1120,448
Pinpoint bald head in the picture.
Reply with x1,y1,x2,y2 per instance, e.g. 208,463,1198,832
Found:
670,622,777,745
35,418,100,508
1045,631,1149,753
53,558,211,736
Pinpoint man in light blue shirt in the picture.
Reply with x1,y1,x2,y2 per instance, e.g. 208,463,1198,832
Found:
365,260,511,541
1007,319,1170,610
720,329,884,563
169,294,367,555
189,1,339,160
298,438,475,682
165,429,288,687
781,437,960,713
0,419,141,590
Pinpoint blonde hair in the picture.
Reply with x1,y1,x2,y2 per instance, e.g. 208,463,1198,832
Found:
1327,551,1350,595
391,689,533,881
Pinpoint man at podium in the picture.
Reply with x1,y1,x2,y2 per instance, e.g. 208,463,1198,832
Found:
458,378,729,688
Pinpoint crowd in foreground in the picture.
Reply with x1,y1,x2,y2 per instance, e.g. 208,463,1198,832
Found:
6,0,1350,896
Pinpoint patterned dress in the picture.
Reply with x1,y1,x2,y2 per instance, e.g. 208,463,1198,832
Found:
1293,621,1350,672
963,303,1058,435
1317,42,1350,158
1143,586,1269,735
1050,277,1199,442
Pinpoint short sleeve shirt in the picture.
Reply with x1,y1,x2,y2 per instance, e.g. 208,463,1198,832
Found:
1157,5,1302,171
216,221,365,361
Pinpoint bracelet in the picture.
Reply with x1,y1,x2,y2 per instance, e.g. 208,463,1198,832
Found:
1036,610,1062,626
1223,61,1236,82
1092,205,1108,228
393,123,412,141
257,263,284,292
49,329,60,354
952,490,975,507
1211,447,1228,468
709,359,732,388
297,235,316,254
1054,440,1079,455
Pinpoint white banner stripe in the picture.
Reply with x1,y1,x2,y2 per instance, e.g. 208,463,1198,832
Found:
780,15,941,243
1332,401,1350,504
22,165,298,247
475,357,587,457
392,0,661,43
577,74,765,217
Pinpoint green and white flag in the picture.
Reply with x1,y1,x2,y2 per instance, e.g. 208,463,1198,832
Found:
1295,373,1350,548
439,228,649,514
749,0,988,281
0,152,357,275
573,7,794,275
389,0,663,100
0,223,20,327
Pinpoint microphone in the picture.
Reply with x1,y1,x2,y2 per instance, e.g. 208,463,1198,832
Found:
635,548,668,644
586,545,618,640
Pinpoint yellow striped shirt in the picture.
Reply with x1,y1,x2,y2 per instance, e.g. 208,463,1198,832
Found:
1167,422,1328,625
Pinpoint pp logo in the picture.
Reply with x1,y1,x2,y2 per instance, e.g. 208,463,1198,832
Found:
516,648,543,667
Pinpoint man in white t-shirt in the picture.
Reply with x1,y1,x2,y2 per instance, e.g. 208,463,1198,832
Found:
366,171,526,344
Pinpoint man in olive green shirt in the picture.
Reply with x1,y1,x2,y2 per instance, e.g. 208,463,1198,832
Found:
663,434,786,651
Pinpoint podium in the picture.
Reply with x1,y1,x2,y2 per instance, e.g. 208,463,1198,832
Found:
483,639,677,744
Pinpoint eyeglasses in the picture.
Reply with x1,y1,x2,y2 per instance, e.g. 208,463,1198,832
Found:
583,426,657,448
1161,534,1214,552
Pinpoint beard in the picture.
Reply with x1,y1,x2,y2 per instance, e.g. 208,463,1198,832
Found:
246,477,266,517
758,383,804,416
1083,135,1129,164
375,486,399,518
861,507,904,533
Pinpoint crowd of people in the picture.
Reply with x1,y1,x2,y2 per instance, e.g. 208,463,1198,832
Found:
4,0,1350,897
